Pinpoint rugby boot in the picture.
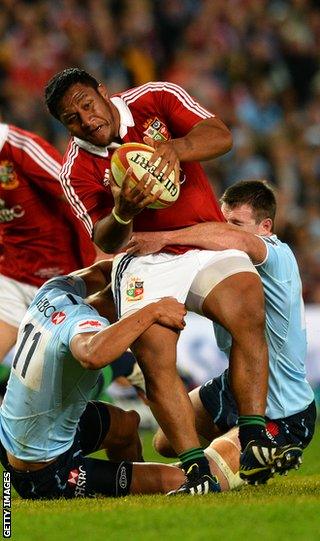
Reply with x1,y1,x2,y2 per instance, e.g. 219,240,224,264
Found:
167,463,221,495
240,440,303,485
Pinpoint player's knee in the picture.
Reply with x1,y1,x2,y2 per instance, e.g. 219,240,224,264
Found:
119,409,141,445
153,429,176,458
127,409,141,431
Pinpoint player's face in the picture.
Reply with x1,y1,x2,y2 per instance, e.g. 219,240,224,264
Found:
58,83,120,146
221,203,271,235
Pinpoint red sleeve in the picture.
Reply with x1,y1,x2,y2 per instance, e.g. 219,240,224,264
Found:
2,126,96,266
5,125,64,197
60,140,114,238
157,82,214,135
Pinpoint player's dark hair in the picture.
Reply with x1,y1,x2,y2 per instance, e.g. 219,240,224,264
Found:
45,68,99,120
220,180,277,223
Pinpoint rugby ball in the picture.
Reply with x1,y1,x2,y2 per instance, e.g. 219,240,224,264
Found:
110,142,180,209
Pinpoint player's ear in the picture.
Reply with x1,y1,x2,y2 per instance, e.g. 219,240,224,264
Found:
97,84,109,101
260,218,273,234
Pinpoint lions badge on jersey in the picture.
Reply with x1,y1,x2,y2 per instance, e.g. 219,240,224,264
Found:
143,117,169,142
126,276,144,301
0,160,19,189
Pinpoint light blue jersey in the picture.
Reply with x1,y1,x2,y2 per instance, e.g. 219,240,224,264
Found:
214,234,314,419
0,275,109,461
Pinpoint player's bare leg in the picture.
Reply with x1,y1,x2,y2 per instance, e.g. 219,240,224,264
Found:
201,273,302,483
130,463,185,494
131,433,242,494
99,404,143,462
132,324,201,454
202,272,268,419
153,426,242,493
153,385,244,492
132,324,220,493
0,320,17,363
154,386,223,457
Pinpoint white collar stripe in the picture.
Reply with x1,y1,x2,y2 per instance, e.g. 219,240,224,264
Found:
110,96,135,139
73,137,110,157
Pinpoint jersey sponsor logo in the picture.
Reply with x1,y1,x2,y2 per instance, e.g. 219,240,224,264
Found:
68,469,79,486
78,320,103,328
0,198,25,223
68,465,87,497
51,311,67,325
126,276,144,301
36,298,56,317
118,465,127,490
0,160,19,189
143,117,169,142
74,465,87,497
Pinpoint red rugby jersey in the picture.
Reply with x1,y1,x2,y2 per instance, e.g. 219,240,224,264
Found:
0,124,96,287
60,81,225,254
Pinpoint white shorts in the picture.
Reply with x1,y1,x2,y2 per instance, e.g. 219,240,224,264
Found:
112,249,258,318
0,274,38,327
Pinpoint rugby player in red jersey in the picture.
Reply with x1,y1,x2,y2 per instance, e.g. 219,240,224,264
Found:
0,123,96,364
45,68,270,494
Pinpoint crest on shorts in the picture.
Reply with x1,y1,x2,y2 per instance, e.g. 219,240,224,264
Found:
126,276,144,301
0,161,19,189
143,117,169,142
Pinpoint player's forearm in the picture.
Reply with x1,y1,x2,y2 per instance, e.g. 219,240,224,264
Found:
162,222,245,249
93,214,133,253
162,223,265,263
82,305,160,369
72,260,113,296
172,118,232,162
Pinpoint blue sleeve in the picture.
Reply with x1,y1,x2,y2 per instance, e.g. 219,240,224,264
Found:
256,237,292,282
60,304,109,348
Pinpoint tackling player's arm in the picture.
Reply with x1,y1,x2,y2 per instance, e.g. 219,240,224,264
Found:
126,222,267,265
70,259,113,295
70,298,187,369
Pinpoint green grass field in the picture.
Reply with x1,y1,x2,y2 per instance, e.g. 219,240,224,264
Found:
5,423,320,541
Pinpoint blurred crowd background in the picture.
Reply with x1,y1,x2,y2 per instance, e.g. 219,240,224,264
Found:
1,0,320,301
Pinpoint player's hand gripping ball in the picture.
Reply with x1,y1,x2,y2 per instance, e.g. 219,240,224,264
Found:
111,142,180,209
